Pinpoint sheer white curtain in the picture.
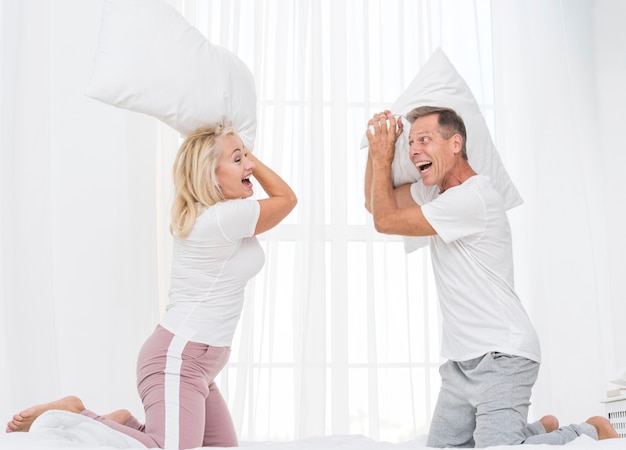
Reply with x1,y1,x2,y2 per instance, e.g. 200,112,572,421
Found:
0,0,165,422
176,0,496,442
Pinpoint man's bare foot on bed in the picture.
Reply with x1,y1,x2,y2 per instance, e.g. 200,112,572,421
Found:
103,409,131,425
540,414,559,433
5,395,85,433
586,416,619,439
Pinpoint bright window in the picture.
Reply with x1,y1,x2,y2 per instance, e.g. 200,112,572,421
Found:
169,0,495,442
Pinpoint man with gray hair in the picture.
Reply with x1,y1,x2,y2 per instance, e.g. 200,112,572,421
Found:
364,106,618,447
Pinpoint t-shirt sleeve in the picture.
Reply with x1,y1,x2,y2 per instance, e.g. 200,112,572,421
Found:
215,199,261,242
410,180,438,205
420,187,486,244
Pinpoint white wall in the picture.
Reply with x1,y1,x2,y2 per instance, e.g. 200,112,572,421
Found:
493,0,626,425
594,0,626,374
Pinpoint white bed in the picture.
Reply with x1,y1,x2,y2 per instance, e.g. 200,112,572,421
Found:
0,410,623,450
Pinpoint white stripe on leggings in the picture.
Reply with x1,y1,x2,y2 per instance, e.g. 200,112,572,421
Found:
164,334,188,450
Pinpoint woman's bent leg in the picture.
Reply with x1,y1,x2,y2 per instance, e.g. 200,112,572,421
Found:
202,381,238,447
137,326,235,449
81,410,158,447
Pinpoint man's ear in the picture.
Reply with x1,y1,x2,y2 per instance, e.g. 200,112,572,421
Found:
452,133,463,154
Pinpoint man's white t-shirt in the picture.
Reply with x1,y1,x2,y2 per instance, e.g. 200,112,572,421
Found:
161,199,264,347
411,175,541,363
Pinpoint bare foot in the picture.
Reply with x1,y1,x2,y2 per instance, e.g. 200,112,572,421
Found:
540,414,559,433
586,416,619,440
5,396,85,433
103,409,131,425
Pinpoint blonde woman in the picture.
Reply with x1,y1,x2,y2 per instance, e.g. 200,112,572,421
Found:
6,125,296,449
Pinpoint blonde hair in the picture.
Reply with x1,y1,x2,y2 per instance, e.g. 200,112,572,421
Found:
170,124,238,239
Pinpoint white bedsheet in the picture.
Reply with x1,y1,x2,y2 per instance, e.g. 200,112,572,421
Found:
0,410,623,450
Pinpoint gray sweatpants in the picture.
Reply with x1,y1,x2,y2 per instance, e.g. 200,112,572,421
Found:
427,352,598,448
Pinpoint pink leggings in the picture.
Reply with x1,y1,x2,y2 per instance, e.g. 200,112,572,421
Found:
82,325,237,449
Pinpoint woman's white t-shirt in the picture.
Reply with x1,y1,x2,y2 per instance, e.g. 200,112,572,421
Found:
161,199,264,347
411,175,541,363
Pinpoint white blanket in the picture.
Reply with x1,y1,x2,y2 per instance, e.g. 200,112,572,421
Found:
0,410,623,450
